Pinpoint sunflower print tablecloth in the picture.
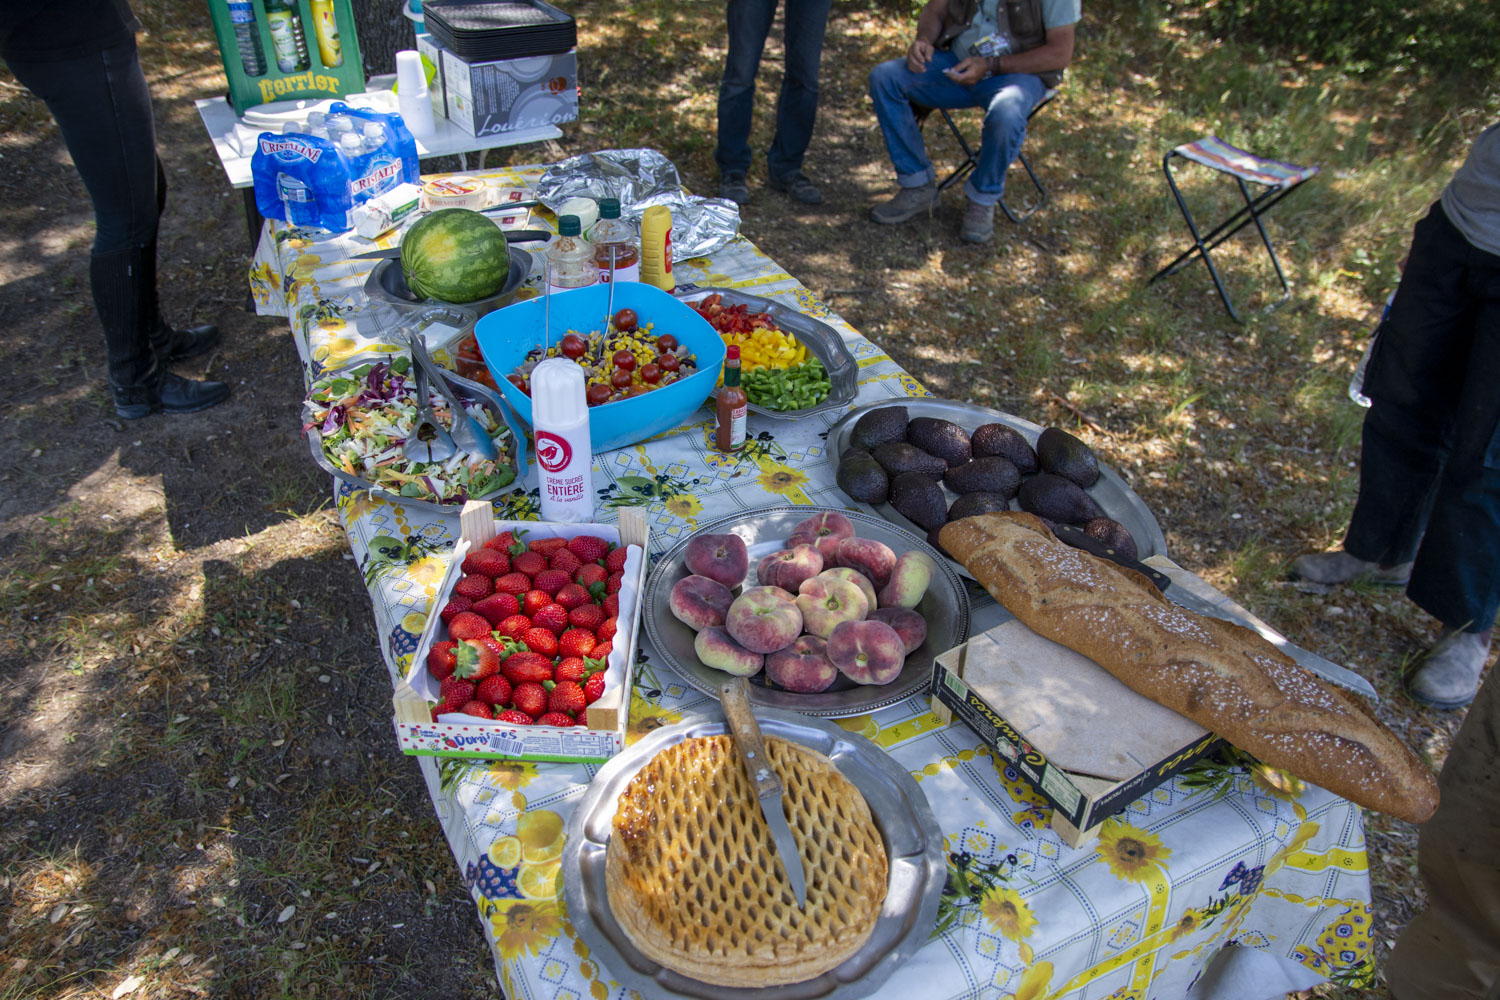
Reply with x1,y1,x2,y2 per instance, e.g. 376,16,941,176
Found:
262,165,1375,1000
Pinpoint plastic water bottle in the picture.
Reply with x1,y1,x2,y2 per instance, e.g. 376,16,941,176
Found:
277,173,318,227
326,114,354,135
225,0,267,77
1349,290,1394,408
338,131,364,157
530,358,595,522
361,122,388,153
546,215,598,294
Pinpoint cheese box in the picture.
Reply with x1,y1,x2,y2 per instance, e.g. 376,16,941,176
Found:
930,621,1223,846
416,33,577,138
392,502,648,762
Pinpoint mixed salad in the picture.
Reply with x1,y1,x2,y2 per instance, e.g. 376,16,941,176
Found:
304,358,517,503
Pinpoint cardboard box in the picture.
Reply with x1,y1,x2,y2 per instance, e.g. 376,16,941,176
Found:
417,35,578,138
930,621,1223,845
392,503,648,763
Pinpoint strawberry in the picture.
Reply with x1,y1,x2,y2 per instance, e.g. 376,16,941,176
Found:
568,534,611,563
471,591,521,626
575,563,608,589
522,589,553,616
495,709,533,725
546,679,587,717
533,568,571,596
602,593,620,617
606,571,623,595
512,550,549,578
605,546,629,574
440,676,476,705
529,537,569,557
476,674,513,706
453,638,499,681
496,614,533,640
459,700,495,719
484,529,527,555
521,626,558,658
553,583,590,610
447,611,491,642
531,603,570,634
438,595,472,624
558,628,598,658
548,548,583,575
502,651,554,685
536,711,582,728
511,681,548,718
567,604,605,631
493,572,532,596
453,573,493,601
596,616,619,644
462,548,510,577
427,640,458,681
432,698,460,717
553,656,589,684
591,641,613,661
583,673,606,704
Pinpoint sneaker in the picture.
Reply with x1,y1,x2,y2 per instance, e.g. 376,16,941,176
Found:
960,199,995,244
719,173,750,205
769,172,821,205
1406,627,1492,709
871,182,941,224
1291,550,1413,586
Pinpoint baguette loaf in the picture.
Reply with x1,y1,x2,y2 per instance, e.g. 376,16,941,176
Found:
939,512,1439,823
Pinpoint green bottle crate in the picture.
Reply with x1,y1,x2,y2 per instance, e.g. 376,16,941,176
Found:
208,0,365,113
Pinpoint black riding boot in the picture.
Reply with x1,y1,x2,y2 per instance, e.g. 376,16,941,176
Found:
141,238,221,363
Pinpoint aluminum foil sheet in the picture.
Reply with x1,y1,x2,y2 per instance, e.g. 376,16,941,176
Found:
534,148,741,261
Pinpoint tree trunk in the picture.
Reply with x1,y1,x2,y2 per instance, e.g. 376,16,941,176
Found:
352,0,414,80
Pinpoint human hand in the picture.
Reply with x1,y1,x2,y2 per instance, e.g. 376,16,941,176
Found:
906,38,934,74
944,56,988,86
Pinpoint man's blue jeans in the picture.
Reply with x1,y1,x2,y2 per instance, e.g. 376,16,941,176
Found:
868,48,1047,206
715,0,831,182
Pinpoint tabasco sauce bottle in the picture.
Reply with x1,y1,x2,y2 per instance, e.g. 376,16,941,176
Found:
715,345,748,452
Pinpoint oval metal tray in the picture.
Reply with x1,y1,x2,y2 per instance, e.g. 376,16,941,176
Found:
826,399,1168,574
642,506,970,717
362,247,533,319
678,287,859,420
562,710,945,1000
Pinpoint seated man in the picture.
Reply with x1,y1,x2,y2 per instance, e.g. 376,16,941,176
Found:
868,0,1079,243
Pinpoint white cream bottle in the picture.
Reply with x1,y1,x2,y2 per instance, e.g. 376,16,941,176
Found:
530,358,595,522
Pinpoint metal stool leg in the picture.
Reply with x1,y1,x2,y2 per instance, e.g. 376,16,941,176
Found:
1150,151,1243,322
998,150,1047,223
935,108,977,193
1236,175,1293,307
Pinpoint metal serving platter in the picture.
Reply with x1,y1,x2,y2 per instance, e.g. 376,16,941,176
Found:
643,506,970,717
826,399,1169,575
678,287,859,420
362,247,533,319
562,710,946,1000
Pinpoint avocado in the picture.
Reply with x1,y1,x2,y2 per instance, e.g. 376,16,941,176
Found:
836,451,890,504
943,456,1020,499
889,472,950,531
947,491,1013,521
1036,427,1100,488
970,423,1038,474
1083,516,1139,561
849,405,909,452
1018,473,1104,526
907,416,972,467
871,441,948,479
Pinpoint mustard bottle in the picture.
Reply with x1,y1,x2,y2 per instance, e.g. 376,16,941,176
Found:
639,205,674,291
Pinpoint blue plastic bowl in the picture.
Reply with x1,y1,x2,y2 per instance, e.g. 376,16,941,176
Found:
473,282,727,454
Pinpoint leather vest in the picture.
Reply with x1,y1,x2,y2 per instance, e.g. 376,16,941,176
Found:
938,0,1063,87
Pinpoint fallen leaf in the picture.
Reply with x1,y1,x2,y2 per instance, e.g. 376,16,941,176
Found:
111,975,144,999
277,904,296,923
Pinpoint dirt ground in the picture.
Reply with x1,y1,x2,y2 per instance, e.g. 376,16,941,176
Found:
0,1,1493,997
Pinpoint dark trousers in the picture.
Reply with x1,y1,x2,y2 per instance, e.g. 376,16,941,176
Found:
1346,201,1500,632
714,0,831,182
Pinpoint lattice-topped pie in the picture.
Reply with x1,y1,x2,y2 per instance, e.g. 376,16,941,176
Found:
605,734,889,987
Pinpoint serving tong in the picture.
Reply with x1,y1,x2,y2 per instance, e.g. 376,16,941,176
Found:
402,327,500,463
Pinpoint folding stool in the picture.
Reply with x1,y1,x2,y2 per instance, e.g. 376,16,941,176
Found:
913,89,1058,223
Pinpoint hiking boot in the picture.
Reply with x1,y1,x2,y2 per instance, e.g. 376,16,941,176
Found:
960,198,995,244
1291,550,1413,586
871,182,941,224
719,173,751,205
769,172,822,205
152,320,221,364
1406,627,1492,709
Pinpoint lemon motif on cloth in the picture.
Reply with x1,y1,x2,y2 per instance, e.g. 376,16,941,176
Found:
980,885,1038,942
1003,960,1053,1000
1095,820,1172,883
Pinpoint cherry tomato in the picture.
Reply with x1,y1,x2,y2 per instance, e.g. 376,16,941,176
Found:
625,384,649,397
611,350,636,371
585,383,611,406
640,362,662,384
656,353,680,373
507,374,530,396
612,308,638,332
656,333,678,352
560,333,587,359
610,368,633,389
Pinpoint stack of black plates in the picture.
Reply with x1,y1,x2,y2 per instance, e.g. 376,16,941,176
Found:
422,0,577,62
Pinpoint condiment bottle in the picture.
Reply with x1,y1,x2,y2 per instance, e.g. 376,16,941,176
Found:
639,204,674,291
714,345,748,452
546,214,597,294
530,358,595,522
591,197,641,285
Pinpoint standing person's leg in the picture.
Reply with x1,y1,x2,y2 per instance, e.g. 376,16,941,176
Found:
765,0,831,203
868,49,967,223
1385,667,1500,998
716,0,779,201
958,72,1045,243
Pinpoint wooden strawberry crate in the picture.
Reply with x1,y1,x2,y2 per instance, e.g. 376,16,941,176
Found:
391,502,649,762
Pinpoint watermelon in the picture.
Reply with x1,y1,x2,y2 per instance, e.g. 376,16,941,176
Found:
400,208,510,303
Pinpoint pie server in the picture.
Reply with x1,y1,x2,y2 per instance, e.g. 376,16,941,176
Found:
719,675,809,910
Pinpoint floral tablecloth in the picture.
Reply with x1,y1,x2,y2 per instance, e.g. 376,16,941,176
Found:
255,164,1376,1000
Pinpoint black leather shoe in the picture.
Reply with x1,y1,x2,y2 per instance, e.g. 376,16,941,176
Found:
115,371,230,419
154,322,221,364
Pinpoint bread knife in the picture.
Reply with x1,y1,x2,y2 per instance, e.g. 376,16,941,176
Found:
719,676,809,910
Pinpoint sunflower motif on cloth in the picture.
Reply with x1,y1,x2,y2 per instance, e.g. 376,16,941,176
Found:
979,885,1038,942
1249,761,1306,801
756,460,810,497
662,491,703,520
1094,819,1172,883
486,899,562,961
1168,907,1203,941
483,760,539,791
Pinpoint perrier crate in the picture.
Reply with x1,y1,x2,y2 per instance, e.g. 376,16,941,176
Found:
209,0,365,113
